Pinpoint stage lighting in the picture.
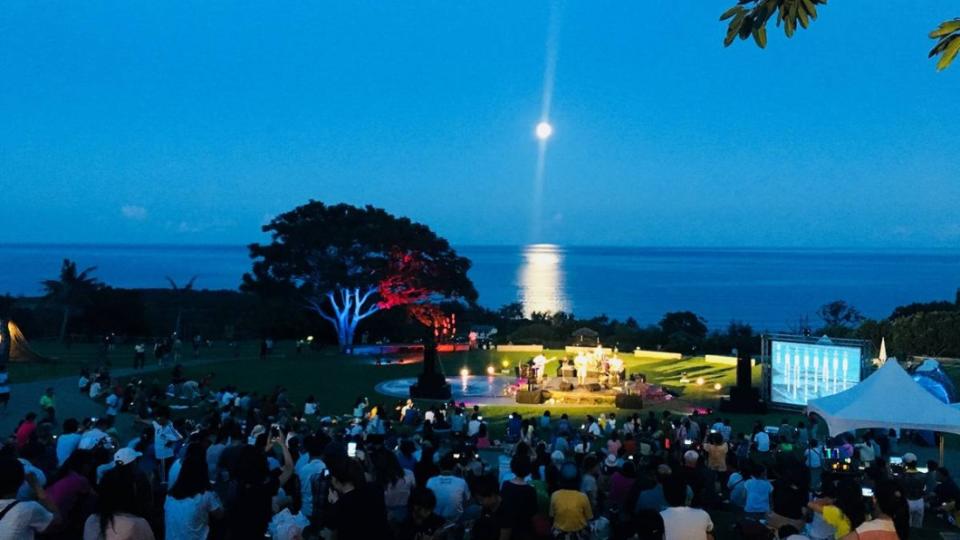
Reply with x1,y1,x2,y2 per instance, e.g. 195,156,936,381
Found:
486,366,496,376
713,383,722,391
459,368,469,377
696,377,705,386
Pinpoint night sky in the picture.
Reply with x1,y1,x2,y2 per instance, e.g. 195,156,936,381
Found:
2,1,958,247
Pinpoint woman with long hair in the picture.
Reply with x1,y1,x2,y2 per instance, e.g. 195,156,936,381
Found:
843,480,909,540
374,449,415,524
164,443,223,540
82,466,154,540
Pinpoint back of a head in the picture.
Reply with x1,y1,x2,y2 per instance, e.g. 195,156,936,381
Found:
835,479,867,528
170,443,211,499
0,456,25,497
409,486,437,511
439,452,457,472
559,462,580,490
662,476,687,507
63,418,80,434
510,454,532,479
97,466,139,527
330,455,366,487
874,480,909,539
474,475,500,499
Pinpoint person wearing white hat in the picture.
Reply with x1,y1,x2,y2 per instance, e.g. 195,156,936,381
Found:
96,447,144,483
901,452,927,528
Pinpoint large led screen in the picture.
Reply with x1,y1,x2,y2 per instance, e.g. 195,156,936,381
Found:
771,339,862,406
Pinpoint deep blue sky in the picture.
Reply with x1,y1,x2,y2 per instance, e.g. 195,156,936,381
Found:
2,1,958,247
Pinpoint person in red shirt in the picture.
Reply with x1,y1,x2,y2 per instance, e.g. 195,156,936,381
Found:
15,412,38,448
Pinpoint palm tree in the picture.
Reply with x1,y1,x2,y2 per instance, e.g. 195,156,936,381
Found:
166,276,197,336
41,259,101,342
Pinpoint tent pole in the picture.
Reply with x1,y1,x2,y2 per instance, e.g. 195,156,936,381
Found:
941,435,946,467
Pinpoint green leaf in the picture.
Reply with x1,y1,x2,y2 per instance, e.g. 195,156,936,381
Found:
798,7,809,29
801,0,817,20
753,26,768,48
935,36,960,71
720,6,742,21
929,19,960,39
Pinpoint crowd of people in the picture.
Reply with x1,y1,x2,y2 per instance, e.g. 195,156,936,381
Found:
0,361,957,540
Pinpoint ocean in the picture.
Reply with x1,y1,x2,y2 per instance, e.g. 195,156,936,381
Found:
1,243,958,331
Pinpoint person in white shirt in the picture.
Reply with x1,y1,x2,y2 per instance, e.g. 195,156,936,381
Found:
467,414,482,437
56,419,83,467
660,476,714,540
296,437,327,519
164,444,223,540
0,457,59,540
303,395,318,416
88,380,103,400
79,418,113,450
425,454,470,523
138,407,181,485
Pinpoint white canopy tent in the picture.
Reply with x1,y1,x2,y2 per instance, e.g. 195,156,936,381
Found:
806,359,960,437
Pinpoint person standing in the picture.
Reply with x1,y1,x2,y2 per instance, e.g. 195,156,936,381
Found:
39,388,56,423
900,452,926,529
0,364,10,414
133,343,145,370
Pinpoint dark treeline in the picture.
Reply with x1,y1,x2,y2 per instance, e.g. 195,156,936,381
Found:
4,285,960,361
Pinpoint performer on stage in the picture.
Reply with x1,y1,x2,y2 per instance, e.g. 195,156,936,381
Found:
532,354,547,384
575,353,588,386
609,355,624,386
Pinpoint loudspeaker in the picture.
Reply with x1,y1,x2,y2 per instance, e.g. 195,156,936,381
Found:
615,394,644,410
736,355,752,390
516,390,544,404
720,387,766,414
586,383,602,392
559,382,574,392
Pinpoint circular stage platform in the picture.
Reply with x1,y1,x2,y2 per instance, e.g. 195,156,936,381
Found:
375,376,516,404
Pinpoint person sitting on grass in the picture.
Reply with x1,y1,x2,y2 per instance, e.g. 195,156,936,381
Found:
549,462,593,540
659,475,714,540
395,486,446,540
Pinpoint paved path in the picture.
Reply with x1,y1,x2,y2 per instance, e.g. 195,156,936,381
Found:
0,354,244,437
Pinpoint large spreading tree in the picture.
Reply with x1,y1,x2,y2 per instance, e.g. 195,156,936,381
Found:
243,201,477,351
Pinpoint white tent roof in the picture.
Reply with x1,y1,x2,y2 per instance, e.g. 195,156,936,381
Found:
806,359,960,436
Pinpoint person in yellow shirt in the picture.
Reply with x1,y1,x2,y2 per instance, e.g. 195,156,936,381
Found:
808,480,867,539
549,463,593,539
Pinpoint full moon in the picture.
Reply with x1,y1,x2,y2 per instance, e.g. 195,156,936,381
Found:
535,121,553,140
